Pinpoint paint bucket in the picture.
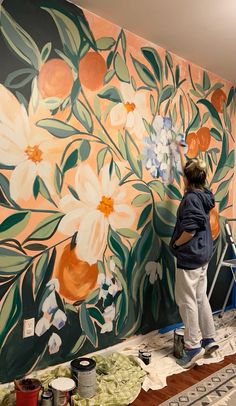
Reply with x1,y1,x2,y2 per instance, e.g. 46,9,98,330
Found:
15,378,41,406
179,133,187,147
50,377,75,406
174,328,185,359
141,352,151,365
138,349,146,359
70,357,96,398
40,388,53,405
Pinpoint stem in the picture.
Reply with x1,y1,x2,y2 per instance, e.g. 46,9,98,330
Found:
188,64,196,90
81,89,122,160
0,203,59,214
32,236,72,260
180,88,190,128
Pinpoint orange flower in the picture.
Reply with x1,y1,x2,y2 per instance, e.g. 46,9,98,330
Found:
210,207,220,240
79,52,106,91
56,243,98,302
211,89,226,113
186,132,199,158
38,58,73,98
196,127,211,152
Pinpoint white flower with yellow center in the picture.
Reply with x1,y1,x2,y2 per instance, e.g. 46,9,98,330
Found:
58,163,135,265
0,85,54,201
110,83,148,139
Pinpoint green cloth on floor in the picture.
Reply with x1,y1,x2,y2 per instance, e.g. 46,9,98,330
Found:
72,353,147,406
0,353,146,406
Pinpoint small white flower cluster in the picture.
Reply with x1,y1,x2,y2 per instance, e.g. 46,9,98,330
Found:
142,115,185,184
145,261,163,284
35,279,67,354
97,260,121,334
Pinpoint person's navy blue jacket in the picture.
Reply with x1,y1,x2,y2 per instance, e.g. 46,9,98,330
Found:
170,188,215,269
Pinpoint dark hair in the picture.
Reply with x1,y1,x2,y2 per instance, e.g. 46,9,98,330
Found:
184,159,207,189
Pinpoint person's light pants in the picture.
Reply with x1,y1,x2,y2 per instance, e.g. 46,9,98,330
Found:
175,264,216,348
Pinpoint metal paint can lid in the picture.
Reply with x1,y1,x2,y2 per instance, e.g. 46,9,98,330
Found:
71,358,96,371
50,377,75,391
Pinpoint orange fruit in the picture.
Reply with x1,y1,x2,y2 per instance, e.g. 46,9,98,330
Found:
210,207,220,240
186,132,199,158
56,244,98,302
196,127,211,152
38,58,73,99
79,52,106,91
211,88,226,113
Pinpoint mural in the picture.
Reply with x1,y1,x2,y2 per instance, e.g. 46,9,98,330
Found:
0,0,235,382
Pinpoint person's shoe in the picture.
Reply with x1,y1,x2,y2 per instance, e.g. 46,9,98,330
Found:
201,338,219,356
176,347,205,369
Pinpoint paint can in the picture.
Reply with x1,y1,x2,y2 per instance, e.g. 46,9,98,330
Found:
40,389,53,406
70,358,96,398
15,378,41,406
141,352,151,365
174,328,185,359
138,349,146,359
50,377,75,406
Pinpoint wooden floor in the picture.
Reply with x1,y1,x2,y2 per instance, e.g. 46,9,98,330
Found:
132,354,236,405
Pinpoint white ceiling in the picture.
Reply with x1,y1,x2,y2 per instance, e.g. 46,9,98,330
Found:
73,0,236,84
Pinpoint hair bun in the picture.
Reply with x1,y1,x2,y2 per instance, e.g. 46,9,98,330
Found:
196,159,206,170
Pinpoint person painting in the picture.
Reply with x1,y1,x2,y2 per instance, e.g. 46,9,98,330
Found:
170,143,219,368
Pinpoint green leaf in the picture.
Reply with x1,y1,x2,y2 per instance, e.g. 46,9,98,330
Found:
96,36,115,50
37,119,79,138
214,177,233,202
223,103,231,133
79,303,97,347
106,51,114,69
197,99,222,130
96,147,108,174
211,132,228,183
153,203,177,238
93,95,101,120
98,86,122,103
137,204,152,229
226,86,235,107
141,47,163,82
114,52,130,82
135,222,153,267
125,131,142,178
25,213,64,242
104,69,115,85
85,288,100,305
0,282,21,347
41,42,52,62
78,18,97,50
0,247,31,274
203,71,210,90
88,307,105,324
115,291,128,334
24,243,47,251
38,177,57,207
0,7,41,69
150,94,155,116
159,85,174,104
210,128,222,141
175,65,180,87
109,157,114,178
202,112,210,125
148,180,165,200
165,184,182,200
79,139,91,161
121,29,127,59
54,164,63,194
43,7,81,56
219,192,229,213
179,94,185,130
5,68,36,89
34,252,49,295
73,100,93,133
114,162,121,180
186,98,200,134
0,212,30,239
132,194,151,207
0,173,19,208
116,228,139,239
132,183,150,193
117,131,127,159
108,227,129,267
63,149,78,173
131,56,156,88
70,334,86,356
68,185,80,200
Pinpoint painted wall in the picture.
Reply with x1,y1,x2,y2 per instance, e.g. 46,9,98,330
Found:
0,0,235,382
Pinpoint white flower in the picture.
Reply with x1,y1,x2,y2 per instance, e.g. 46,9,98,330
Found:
0,85,54,201
101,304,116,334
47,279,60,292
58,163,135,265
52,309,67,330
145,261,163,284
48,333,62,354
110,83,148,139
42,291,58,314
35,316,50,336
